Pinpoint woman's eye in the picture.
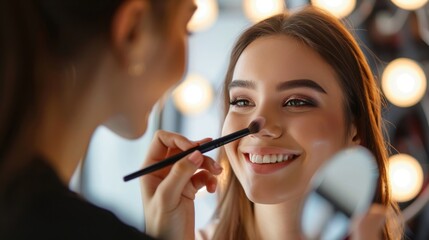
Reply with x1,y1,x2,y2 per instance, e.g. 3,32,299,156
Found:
230,98,253,107
284,98,315,107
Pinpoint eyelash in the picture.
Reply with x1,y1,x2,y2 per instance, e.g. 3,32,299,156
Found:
283,97,316,107
229,97,316,108
229,98,253,107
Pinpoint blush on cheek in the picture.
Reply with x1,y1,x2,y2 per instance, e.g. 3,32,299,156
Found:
291,118,349,176
308,139,334,163
222,114,250,137
303,130,351,180
295,114,347,146
221,116,235,136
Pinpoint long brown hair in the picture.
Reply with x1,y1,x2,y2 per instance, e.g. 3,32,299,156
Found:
213,6,402,240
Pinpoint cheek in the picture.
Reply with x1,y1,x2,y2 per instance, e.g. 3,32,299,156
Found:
147,36,187,90
164,36,186,84
222,115,238,160
292,111,347,148
222,113,247,176
290,113,349,177
170,43,186,80
221,112,249,136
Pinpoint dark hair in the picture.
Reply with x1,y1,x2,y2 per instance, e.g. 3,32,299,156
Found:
214,6,402,240
0,0,170,184
0,0,121,181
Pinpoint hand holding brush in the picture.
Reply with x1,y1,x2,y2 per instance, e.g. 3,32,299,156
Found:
124,117,265,182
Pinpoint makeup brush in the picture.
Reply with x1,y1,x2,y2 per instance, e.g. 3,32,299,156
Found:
123,117,265,182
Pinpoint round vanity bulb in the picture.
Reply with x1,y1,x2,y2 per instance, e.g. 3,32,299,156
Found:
388,154,424,202
172,74,213,116
187,0,218,32
311,0,356,18
382,58,427,107
243,0,285,23
391,0,428,10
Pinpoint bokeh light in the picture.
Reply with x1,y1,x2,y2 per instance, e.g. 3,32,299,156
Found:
311,0,356,18
172,74,213,116
388,154,424,202
381,58,427,107
243,0,285,23
391,0,428,11
187,0,218,32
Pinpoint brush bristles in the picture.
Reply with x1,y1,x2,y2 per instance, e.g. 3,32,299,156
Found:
248,117,265,134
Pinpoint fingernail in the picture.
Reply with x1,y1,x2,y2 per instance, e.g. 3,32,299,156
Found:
213,161,223,171
210,183,217,192
188,151,202,165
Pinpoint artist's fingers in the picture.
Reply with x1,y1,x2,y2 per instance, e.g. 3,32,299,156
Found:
140,131,198,200
154,151,205,207
144,130,199,167
164,137,212,161
181,170,218,200
351,204,386,240
193,170,218,193
199,156,223,175
192,137,212,145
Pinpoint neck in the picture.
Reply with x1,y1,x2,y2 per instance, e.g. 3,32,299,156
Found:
37,107,96,184
37,94,101,185
36,57,113,185
254,196,304,240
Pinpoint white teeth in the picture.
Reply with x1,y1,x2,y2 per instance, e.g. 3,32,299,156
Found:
270,155,277,163
263,155,271,163
248,154,295,164
256,155,262,163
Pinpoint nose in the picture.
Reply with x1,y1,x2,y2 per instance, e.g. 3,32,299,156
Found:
251,118,283,139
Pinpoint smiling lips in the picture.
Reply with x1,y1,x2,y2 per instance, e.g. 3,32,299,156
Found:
243,152,300,174
249,153,297,164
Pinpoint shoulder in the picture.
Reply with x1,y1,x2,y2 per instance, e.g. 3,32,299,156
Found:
3,188,155,239
196,219,219,240
1,159,155,240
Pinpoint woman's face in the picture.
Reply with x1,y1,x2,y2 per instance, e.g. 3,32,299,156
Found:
108,0,196,138
222,35,359,204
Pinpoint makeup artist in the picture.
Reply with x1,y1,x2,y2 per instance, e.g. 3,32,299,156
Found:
0,0,222,239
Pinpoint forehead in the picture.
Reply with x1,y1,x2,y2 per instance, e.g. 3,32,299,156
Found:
232,35,339,91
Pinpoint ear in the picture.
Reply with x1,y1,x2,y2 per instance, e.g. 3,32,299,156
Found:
111,0,148,66
349,122,361,145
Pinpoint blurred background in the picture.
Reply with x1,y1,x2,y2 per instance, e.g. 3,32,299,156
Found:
70,0,429,239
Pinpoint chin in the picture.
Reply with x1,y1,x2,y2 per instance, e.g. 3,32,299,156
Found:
244,189,283,204
244,184,306,204
246,192,277,204
103,115,148,140
124,126,148,139
106,125,148,140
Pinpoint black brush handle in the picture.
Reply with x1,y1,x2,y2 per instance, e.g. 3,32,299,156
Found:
198,128,249,152
123,128,250,182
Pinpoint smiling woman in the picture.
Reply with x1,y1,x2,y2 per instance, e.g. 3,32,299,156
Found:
225,34,351,204
197,6,404,240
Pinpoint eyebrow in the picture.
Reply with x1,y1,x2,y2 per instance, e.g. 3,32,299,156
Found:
277,79,327,94
228,80,256,90
228,79,327,94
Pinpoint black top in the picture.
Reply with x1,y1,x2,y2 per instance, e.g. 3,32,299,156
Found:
0,157,156,240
